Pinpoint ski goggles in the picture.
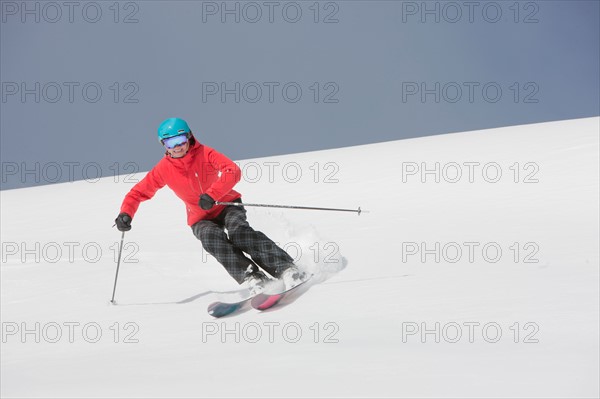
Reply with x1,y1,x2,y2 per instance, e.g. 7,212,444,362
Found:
162,134,189,149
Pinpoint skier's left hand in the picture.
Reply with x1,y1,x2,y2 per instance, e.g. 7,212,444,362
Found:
115,213,132,231
199,194,215,210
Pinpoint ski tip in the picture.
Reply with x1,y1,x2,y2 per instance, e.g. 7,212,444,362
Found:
207,299,249,318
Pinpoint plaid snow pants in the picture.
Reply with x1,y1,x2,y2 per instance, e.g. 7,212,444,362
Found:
191,201,294,284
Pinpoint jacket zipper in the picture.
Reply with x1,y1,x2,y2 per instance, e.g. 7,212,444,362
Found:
187,171,204,214
194,171,204,194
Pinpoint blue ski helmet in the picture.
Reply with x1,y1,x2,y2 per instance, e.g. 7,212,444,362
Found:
157,118,191,141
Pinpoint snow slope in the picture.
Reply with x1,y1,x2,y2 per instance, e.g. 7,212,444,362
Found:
1,117,599,398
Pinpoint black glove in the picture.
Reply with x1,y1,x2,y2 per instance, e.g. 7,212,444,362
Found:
199,194,215,210
115,213,132,231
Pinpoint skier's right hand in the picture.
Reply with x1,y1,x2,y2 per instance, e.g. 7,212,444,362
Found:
115,213,132,231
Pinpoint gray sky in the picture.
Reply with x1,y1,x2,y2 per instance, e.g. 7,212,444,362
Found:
1,0,599,189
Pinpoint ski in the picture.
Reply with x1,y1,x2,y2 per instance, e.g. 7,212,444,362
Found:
206,280,285,317
251,275,313,311
207,275,313,317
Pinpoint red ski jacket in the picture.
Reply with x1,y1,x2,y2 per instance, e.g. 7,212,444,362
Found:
120,139,242,226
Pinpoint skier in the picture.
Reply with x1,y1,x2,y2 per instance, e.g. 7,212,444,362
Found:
114,117,305,295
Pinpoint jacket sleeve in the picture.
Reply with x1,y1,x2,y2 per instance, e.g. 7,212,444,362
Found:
120,165,166,219
204,146,241,201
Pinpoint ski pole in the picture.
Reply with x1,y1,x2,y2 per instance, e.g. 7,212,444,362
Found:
110,230,126,304
215,201,362,215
